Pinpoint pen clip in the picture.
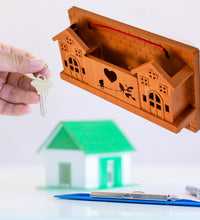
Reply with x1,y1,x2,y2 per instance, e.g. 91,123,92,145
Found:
90,191,170,201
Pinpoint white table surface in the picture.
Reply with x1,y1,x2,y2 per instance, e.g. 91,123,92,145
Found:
1,164,200,220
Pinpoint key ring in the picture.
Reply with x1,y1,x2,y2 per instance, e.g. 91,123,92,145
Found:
37,64,48,80
38,75,46,80
42,64,48,77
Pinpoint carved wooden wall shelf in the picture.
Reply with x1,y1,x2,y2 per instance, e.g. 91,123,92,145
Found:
53,7,200,133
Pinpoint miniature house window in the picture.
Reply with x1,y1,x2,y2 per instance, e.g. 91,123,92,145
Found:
75,49,82,57
66,36,73,45
159,84,168,95
68,56,80,73
140,76,149,86
60,43,68,52
143,95,147,102
149,92,162,110
165,105,169,112
59,163,71,187
64,60,68,67
82,68,86,74
149,69,158,80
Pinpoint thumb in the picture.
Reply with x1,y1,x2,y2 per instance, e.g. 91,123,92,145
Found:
0,51,45,74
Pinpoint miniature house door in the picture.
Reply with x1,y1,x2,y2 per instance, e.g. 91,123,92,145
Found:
148,91,164,119
59,163,71,187
65,56,83,81
99,157,122,188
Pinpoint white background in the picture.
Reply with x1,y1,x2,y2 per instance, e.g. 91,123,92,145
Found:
0,0,200,165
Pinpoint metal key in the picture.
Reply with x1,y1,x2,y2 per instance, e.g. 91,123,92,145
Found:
31,75,52,116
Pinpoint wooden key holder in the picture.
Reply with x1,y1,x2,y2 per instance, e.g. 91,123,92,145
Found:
53,7,200,133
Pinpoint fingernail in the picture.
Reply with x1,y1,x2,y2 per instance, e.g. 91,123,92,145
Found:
30,59,45,66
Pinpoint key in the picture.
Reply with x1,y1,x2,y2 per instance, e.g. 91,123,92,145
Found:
31,75,52,116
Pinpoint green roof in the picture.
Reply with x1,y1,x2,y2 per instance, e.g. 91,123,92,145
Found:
38,121,135,155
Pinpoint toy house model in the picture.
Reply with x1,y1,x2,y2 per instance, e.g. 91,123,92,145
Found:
38,121,135,189
53,7,200,133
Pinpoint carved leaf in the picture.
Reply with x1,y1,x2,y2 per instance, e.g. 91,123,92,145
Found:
132,97,136,101
125,93,131,98
127,86,134,92
119,83,125,92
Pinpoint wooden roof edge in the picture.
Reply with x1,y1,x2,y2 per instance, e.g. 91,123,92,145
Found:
131,60,175,90
52,29,68,41
171,65,194,89
68,6,199,53
67,28,89,52
52,27,89,52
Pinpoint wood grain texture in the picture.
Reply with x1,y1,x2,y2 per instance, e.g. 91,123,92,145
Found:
53,6,200,133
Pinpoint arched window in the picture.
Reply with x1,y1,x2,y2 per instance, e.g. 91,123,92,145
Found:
149,92,161,110
68,57,80,73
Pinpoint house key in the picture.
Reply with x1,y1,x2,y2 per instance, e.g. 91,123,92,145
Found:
31,72,52,117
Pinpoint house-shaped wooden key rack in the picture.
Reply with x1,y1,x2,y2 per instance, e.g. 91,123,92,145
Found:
53,7,200,133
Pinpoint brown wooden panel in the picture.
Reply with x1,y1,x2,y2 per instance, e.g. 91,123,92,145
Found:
53,7,200,133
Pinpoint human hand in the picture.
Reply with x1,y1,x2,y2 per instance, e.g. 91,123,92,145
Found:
0,43,50,116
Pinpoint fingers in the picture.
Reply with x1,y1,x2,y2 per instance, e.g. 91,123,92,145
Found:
0,43,51,84
0,51,46,74
6,72,35,91
34,65,51,79
0,73,6,87
0,44,50,116
0,43,35,58
0,99,32,116
0,71,50,92
0,84,39,104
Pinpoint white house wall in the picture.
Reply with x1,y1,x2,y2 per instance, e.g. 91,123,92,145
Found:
85,152,134,189
44,149,85,188
121,153,134,185
84,156,99,189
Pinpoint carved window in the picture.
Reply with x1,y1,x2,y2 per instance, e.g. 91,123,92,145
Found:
66,36,73,45
165,105,169,112
82,68,86,74
149,69,158,80
68,57,79,73
60,43,67,52
159,84,168,95
149,92,161,110
140,76,149,86
75,49,82,57
143,95,147,102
